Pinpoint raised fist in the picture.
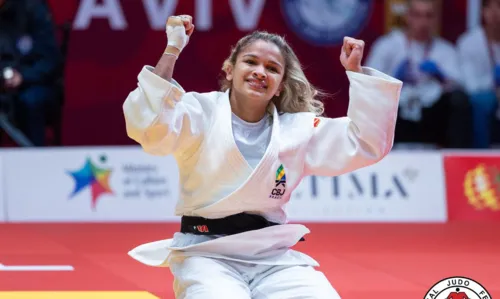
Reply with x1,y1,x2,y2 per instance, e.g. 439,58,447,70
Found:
166,15,195,53
340,37,364,73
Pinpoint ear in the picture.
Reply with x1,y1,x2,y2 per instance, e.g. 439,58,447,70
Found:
225,64,233,81
275,82,284,97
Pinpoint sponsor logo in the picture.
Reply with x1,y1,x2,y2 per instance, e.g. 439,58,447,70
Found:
444,156,500,221
192,225,209,233
464,163,500,211
67,155,113,210
314,117,321,128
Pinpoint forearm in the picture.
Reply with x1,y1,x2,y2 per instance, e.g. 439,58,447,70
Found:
305,68,402,177
153,46,180,81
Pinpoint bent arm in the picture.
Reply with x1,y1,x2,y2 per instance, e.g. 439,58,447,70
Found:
304,67,402,177
152,46,180,81
123,59,206,156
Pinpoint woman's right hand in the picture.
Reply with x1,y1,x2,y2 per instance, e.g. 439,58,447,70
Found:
166,15,195,55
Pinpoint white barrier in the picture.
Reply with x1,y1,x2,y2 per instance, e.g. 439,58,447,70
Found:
286,151,448,222
1,147,448,223
4,147,180,222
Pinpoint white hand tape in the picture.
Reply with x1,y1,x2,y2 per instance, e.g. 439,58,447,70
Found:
166,24,189,52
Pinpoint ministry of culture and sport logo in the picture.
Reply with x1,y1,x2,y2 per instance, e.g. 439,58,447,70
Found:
464,164,500,211
424,276,491,299
281,0,373,46
67,155,113,210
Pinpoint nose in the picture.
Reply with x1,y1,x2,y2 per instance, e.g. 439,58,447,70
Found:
252,65,266,80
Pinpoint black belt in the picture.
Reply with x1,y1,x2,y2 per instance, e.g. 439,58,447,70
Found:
180,212,305,241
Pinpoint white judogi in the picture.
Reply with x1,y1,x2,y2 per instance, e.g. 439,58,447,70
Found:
123,65,402,298
457,27,500,94
365,29,460,121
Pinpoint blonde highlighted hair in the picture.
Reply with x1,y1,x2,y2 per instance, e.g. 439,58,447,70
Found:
219,31,326,116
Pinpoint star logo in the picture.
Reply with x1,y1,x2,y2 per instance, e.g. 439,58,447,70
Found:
67,155,113,210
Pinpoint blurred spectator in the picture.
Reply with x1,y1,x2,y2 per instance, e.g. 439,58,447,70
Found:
365,0,473,149
0,0,61,146
457,0,500,148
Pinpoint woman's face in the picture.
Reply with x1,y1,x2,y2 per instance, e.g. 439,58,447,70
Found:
226,40,286,104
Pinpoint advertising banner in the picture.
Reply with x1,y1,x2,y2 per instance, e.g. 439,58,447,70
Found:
287,151,448,222
443,154,500,221
5,147,180,222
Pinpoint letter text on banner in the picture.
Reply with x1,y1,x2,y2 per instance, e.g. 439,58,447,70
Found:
287,151,447,222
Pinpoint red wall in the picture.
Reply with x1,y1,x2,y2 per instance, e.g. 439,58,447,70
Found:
46,0,467,146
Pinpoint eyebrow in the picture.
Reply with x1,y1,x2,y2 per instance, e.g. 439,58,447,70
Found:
242,54,283,69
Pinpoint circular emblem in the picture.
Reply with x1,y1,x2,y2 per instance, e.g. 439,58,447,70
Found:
424,276,491,299
281,0,373,46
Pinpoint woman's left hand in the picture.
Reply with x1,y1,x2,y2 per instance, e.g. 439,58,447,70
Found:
340,36,364,73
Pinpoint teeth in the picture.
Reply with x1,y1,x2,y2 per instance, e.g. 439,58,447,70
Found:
248,80,265,89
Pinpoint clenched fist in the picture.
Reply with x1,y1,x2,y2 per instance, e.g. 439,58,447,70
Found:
340,37,365,73
165,15,195,56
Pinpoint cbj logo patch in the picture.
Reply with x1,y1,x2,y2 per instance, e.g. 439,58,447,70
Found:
270,164,287,199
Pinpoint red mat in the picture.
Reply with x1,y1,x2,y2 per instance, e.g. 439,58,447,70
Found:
0,223,498,298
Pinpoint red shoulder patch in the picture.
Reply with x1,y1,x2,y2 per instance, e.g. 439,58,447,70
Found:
313,117,320,128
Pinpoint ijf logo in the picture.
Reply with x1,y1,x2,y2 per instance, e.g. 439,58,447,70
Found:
424,276,491,299
270,164,286,199
281,0,373,46
67,155,113,211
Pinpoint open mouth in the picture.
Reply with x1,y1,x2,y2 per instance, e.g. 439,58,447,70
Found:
246,78,267,90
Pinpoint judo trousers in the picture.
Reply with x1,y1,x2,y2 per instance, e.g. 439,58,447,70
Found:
169,255,342,299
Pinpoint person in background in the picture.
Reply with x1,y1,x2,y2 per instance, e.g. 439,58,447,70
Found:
365,0,473,148
0,0,61,146
457,0,500,148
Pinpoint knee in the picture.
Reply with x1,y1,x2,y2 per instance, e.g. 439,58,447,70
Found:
19,86,53,110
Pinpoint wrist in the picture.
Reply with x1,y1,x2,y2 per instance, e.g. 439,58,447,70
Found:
164,46,181,59
347,66,363,73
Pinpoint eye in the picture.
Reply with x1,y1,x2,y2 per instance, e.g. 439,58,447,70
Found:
267,66,279,73
245,60,256,65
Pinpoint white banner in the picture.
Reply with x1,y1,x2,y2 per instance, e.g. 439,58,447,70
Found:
286,151,447,222
0,154,5,222
5,146,180,222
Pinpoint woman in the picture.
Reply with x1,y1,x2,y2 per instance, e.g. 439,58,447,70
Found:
123,15,402,299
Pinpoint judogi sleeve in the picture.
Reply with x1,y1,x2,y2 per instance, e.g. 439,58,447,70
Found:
304,67,402,177
123,66,208,156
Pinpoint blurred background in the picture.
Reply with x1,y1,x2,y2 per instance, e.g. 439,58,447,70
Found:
2,0,498,148
0,0,499,298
